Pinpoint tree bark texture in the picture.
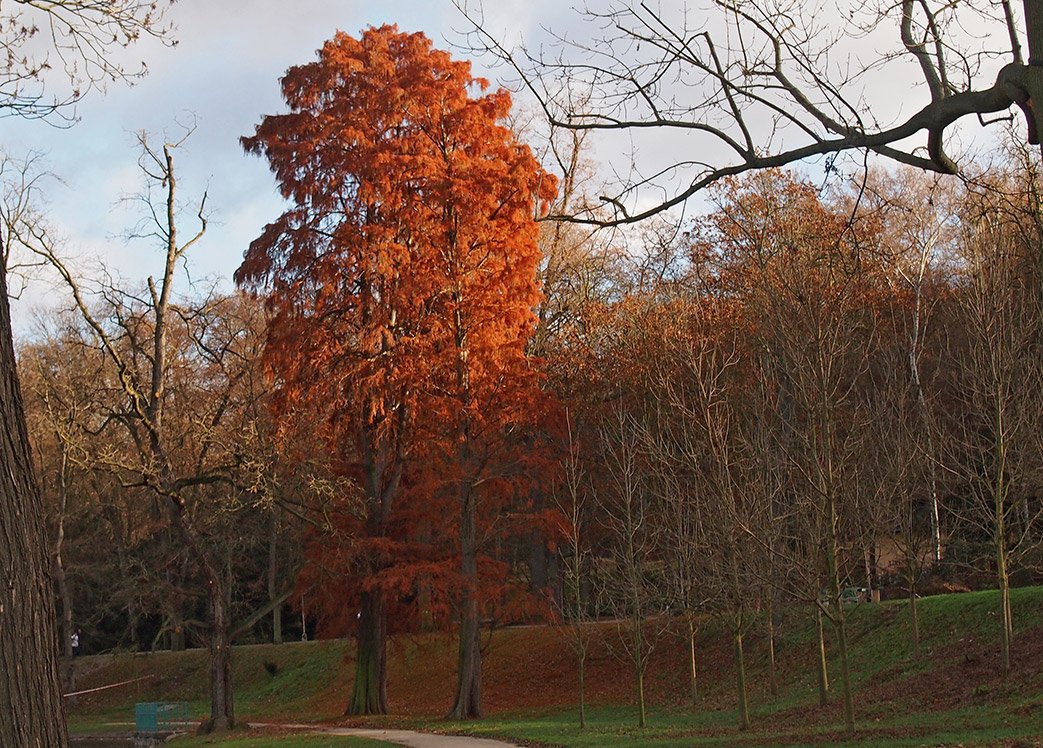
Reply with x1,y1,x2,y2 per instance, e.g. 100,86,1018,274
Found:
449,485,482,719
201,576,234,733
348,589,388,715
0,264,69,747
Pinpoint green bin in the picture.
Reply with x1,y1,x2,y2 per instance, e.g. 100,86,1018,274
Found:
134,702,189,733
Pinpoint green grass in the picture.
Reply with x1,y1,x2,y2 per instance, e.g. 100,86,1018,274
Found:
433,702,1042,747
68,586,1043,747
68,639,352,733
431,587,1043,746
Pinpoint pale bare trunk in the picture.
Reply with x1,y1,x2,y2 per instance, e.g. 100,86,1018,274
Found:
816,606,830,706
767,604,778,697
735,629,750,730
687,615,699,703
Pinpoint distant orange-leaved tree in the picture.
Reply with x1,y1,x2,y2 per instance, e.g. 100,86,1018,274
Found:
237,25,558,719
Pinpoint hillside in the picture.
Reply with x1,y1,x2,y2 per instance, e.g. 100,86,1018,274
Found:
69,587,1043,746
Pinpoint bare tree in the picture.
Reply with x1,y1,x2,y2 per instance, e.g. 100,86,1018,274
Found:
856,169,959,657
6,132,294,732
596,404,664,729
648,301,768,730
0,4,171,743
0,0,173,121
462,0,1043,225
552,409,593,728
691,171,885,733
948,180,1043,675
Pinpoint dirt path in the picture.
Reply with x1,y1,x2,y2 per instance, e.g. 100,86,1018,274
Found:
325,727,521,747
250,723,522,747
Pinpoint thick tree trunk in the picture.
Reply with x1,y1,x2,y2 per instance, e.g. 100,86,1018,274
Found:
1024,1,1043,133
201,577,234,733
347,589,388,715
449,488,482,719
0,265,69,747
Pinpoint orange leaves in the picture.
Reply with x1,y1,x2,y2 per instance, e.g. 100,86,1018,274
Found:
239,26,562,634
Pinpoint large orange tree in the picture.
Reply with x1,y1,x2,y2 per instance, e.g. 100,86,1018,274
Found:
238,26,556,717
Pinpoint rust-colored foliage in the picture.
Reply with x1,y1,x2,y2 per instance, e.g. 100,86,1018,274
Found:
237,25,560,714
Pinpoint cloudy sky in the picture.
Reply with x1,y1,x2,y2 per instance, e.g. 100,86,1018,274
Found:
0,1,574,332
0,1,1018,333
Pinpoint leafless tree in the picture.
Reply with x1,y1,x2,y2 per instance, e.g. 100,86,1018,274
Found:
595,403,665,728
646,303,768,730
947,179,1043,675
0,0,173,121
460,1,1043,226
6,132,298,733
552,409,594,728
0,4,172,743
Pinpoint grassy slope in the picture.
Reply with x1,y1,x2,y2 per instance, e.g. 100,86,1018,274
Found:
69,587,1043,746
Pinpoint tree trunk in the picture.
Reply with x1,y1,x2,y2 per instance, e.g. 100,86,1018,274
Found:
834,611,855,735
272,602,282,645
994,402,1012,676
828,563,856,735
909,569,921,659
1023,2,1043,142
998,534,1011,676
55,557,75,697
347,589,388,715
268,511,282,645
55,442,73,661
0,264,69,747
449,486,482,719
767,598,778,697
201,576,234,733
735,629,750,731
687,615,699,703
54,442,76,697
636,666,647,728
577,649,586,728
815,606,830,706
448,290,481,721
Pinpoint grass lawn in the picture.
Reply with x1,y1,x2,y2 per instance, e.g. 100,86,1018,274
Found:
433,702,1043,747
68,587,1043,747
